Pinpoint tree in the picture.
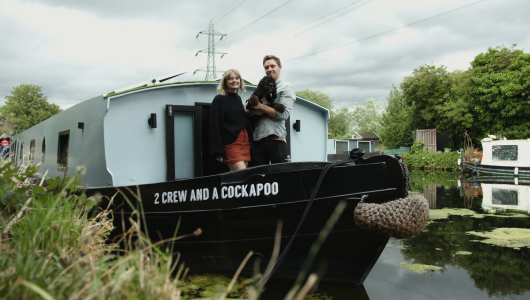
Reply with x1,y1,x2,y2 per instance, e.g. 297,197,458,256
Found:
351,98,384,135
328,107,354,139
468,45,530,141
400,64,473,149
0,113,20,136
379,85,414,149
0,84,62,132
295,89,334,110
296,89,354,139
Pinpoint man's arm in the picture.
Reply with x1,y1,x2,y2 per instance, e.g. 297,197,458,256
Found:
274,84,296,121
250,103,276,118
245,108,263,117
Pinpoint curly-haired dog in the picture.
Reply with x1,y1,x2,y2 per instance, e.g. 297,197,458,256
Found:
246,76,285,112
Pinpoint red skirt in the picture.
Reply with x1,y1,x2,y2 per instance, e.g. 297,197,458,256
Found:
224,128,251,164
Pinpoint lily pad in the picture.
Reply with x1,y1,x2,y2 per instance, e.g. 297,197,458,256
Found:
467,228,530,250
429,208,485,220
400,263,443,274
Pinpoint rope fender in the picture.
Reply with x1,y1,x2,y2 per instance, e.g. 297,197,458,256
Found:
354,194,429,239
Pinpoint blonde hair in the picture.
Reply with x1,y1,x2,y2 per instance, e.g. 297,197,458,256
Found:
263,55,281,66
217,69,246,96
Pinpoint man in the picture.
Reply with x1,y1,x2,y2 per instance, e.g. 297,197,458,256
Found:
247,55,296,166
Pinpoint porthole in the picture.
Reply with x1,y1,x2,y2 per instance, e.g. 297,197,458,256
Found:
41,137,46,163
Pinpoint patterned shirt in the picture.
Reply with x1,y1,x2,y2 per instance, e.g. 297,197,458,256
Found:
253,78,296,141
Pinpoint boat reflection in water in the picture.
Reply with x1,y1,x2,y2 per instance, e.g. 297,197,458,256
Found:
475,177,530,214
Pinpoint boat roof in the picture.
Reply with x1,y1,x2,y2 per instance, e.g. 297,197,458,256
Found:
102,80,330,116
103,80,253,99
482,138,530,143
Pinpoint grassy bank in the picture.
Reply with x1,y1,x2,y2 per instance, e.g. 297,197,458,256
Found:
0,161,337,299
401,142,460,171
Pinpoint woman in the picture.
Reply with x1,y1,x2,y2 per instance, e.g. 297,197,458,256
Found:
210,69,250,172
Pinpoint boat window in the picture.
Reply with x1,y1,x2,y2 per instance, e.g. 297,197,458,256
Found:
57,130,70,171
492,188,518,205
11,140,17,162
492,145,518,161
336,140,349,154
19,142,24,165
41,137,46,163
29,139,35,164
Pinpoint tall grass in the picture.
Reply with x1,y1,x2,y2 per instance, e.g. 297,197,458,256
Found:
0,158,343,299
0,161,194,299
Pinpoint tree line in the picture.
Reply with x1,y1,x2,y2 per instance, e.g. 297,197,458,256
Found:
299,45,530,150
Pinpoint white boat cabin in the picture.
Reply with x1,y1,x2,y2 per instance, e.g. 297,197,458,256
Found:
10,81,330,188
480,138,530,167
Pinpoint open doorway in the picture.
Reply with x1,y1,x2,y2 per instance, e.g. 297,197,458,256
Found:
196,102,230,176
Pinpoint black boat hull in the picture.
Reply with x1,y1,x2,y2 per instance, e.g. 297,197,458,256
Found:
92,156,407,284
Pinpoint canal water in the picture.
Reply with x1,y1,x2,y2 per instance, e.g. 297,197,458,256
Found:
262,170,530,300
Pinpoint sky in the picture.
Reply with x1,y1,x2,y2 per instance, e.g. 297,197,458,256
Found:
1,0,529,110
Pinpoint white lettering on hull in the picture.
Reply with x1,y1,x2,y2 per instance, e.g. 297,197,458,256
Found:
154,182,280,205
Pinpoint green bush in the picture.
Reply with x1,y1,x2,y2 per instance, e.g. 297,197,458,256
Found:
402,150,460,170
410,141,425,154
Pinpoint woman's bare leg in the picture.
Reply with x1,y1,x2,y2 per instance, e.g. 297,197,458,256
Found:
228,161,247,172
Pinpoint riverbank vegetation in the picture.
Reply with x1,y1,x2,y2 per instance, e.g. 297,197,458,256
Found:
401,142,460,171
0,161,193,299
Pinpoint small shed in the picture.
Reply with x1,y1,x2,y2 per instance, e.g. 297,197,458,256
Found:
327,138,374,155
351,133,380,150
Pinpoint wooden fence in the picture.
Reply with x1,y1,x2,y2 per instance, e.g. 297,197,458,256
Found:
415,129,437,153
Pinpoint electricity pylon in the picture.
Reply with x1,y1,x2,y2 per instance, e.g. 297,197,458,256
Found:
194,21,227,81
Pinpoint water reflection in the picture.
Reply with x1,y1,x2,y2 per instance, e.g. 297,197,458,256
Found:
399,171,530,298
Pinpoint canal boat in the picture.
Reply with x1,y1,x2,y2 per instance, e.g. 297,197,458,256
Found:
462,137,530,177
9,77,410,284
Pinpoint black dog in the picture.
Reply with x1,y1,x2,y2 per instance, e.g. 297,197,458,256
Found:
246,76,285,113
245,76,285,153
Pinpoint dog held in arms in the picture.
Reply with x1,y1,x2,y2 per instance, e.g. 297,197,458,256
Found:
245,76,285,149
246,75,285,113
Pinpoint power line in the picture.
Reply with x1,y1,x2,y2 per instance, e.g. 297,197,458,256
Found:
213,0,248,24
286,0,489,62
294,0,375,36
224,0,295,41
288,0,364,33
211,0,240,22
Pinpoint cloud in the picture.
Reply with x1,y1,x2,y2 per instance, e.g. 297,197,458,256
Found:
1,0,530,111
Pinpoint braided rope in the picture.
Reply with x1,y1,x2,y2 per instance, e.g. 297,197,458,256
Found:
354,194,429,239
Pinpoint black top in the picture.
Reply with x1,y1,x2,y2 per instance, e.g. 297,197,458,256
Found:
210,92,249,158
